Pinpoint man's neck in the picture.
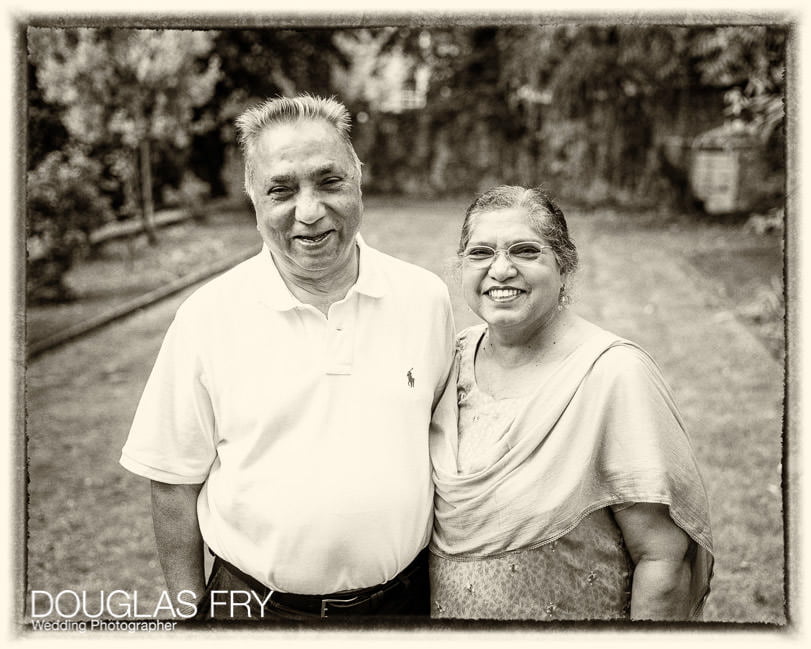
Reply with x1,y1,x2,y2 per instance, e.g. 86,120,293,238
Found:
274,246,360,316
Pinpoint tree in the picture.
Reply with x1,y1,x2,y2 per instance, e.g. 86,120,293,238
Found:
27,147,113,302
370,24,785,208
27,58,69,171
28,28,221,243
187,29,346,197
692,26,786,144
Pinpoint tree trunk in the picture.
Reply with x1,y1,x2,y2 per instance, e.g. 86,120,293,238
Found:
139,139,158,245
429,129,451,194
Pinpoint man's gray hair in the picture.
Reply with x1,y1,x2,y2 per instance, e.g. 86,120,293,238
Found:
235,94,363,200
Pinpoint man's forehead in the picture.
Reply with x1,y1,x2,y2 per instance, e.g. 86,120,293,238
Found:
252,119,354,171
255,117,343,150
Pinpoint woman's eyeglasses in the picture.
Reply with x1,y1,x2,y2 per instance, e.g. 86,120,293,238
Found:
460,242,553,268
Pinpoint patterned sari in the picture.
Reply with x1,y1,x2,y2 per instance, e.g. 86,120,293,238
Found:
430,325,714,620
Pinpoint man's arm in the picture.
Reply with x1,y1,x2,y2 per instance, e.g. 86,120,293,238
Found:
151,480,206,613
613,502,694,620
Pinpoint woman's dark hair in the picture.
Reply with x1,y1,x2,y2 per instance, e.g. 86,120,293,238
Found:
458,185,579,277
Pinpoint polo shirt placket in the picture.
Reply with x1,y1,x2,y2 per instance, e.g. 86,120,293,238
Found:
324,296,356,376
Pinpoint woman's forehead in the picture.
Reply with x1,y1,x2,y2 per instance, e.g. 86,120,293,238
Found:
468,207,547,241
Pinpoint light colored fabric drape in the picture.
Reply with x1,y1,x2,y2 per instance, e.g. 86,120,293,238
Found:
430,324,714,618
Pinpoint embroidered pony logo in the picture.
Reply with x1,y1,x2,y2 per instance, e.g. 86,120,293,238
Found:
407,368,415,388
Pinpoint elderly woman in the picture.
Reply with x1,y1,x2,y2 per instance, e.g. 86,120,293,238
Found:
429,186,713,621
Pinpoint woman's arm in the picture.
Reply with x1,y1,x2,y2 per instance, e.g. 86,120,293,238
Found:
613,502,695,620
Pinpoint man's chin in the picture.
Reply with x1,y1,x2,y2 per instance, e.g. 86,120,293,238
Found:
268,239,358,282
290,251,354,278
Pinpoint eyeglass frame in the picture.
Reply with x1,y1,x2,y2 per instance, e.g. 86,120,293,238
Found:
459,241,556,268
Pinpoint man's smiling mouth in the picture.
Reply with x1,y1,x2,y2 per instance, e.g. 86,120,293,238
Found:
294,231,333,246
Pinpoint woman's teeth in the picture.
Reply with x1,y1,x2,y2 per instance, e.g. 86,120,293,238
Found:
487,288,522,301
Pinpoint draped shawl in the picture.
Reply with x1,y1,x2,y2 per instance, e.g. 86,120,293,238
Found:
430,324,714,618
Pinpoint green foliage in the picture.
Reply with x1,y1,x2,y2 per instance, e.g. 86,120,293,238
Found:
28,28,221,224
27,148,113,302
692,26,786,141
27,28,223,290
161,172,211,221
27,59,69,171
354,24,786,211
29,28,221,148
183,29,346,196
211,29,343,122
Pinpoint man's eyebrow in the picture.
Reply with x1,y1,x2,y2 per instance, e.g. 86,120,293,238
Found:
262,166,343,184
311,164,342,177
264,173,295,185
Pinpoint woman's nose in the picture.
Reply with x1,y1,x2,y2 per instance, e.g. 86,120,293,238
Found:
488,252,517,280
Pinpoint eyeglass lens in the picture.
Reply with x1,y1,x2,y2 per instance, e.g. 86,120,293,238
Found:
464,242,547,265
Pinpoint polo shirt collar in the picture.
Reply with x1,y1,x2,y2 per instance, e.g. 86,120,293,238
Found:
257,233,385,311
352,234,386,299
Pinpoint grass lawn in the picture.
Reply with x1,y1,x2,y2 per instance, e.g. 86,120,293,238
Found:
26,206,260,347
23,197,786,625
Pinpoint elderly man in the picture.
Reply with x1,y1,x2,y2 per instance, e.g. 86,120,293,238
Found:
120,95,455,621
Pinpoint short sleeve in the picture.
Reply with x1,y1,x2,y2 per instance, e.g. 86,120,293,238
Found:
587,345,713,551
588,346,687,486
120,306,217,484
588,344,714,617
430,283,457,409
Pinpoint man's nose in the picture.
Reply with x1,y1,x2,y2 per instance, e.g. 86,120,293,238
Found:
488,252,518,280
294,191,327,225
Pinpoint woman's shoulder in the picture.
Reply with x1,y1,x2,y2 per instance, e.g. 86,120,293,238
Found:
563,318,663,386
454,324,487,390
596,341,653,371
583,334,672,399
455,324,487,353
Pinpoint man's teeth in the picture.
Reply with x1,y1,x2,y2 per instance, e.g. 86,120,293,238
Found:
298,232,330,243
488,288,522,300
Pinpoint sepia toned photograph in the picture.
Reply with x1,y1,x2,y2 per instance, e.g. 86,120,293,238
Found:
10,4,798,643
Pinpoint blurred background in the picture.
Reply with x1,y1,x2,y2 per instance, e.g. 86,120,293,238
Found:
23,21,788,626
26,24,785,310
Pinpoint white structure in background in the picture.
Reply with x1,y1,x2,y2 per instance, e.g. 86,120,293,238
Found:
376,57,429,113
332,29,430,114
221,30,432,198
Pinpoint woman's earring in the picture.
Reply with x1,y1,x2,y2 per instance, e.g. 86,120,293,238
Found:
557,286,568,311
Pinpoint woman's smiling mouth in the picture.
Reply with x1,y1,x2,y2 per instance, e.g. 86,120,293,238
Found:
485,287,525,302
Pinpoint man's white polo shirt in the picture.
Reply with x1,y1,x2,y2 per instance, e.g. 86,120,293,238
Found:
120,236,455,595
